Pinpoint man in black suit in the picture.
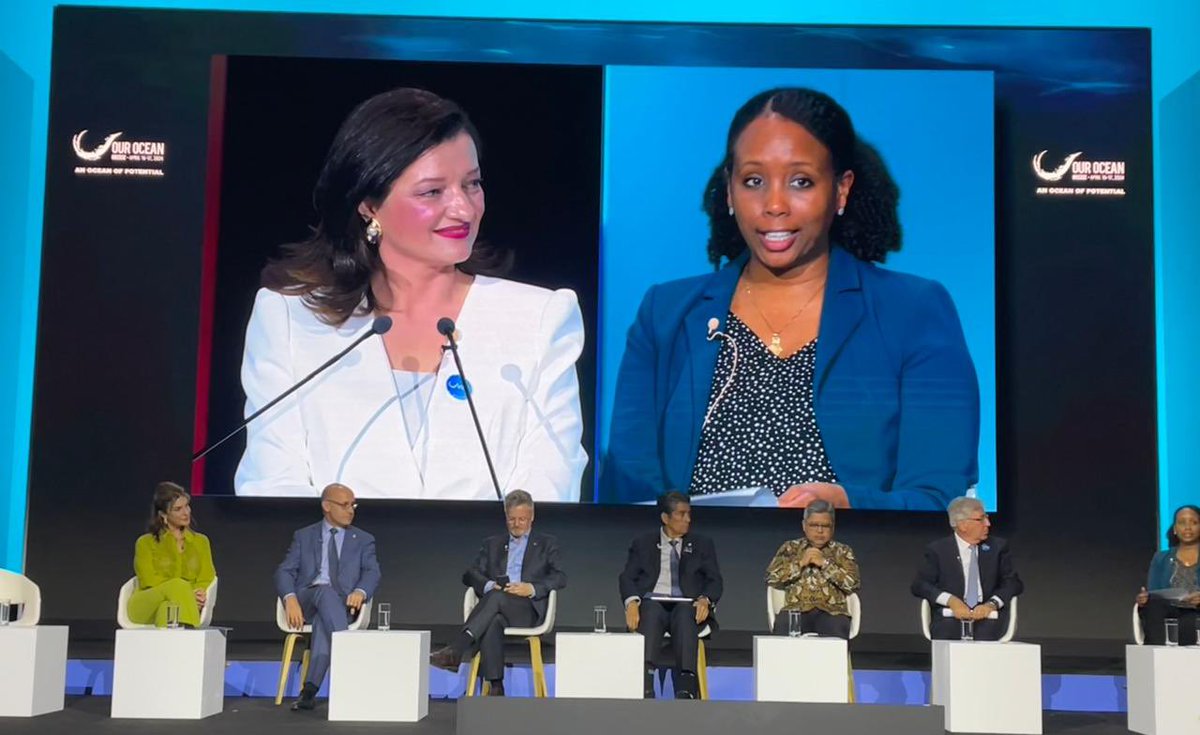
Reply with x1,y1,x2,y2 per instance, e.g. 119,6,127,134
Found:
430,489,565,696
911,496,1024,640
619,492,723,699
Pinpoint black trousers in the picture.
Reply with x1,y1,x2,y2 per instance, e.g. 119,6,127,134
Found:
461,590,537,680
637,599,701,673
929,610,1007,641
771,609,851,639
1139,598,1200,645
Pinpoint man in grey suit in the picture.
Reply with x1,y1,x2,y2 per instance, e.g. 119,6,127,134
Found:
430,489,565,696
275,483,381,711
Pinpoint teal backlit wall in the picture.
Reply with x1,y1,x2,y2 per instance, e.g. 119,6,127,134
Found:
2,1,1197,570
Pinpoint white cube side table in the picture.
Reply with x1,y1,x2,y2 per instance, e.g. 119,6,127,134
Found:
0,625,69,716
1127,644,1200,735
328,629,430,722
753,635,850,703
930,640,1042,734
111,628,226,719
555,632,644,699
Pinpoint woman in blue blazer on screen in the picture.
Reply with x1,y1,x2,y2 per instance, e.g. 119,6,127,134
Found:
599,87,979,510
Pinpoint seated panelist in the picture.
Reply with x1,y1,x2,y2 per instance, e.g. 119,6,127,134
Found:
619,492,723,699
911,496,1023,640
430,489,566,696
128,482,215,628
765,499,860,638
275,483,381,712
1136,504,1200,645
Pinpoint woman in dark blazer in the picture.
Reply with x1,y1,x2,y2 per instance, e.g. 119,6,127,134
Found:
599,87,979,510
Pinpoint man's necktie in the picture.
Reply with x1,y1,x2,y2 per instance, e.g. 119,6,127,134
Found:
669,540,683,597
328,528,341,586
965,544,981,607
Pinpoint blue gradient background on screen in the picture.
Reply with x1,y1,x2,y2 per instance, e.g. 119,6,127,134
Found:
598,67,996,507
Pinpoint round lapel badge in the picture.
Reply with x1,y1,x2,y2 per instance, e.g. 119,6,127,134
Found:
446,374,472,400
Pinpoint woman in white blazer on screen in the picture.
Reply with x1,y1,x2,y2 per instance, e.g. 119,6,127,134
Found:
234,87,587,501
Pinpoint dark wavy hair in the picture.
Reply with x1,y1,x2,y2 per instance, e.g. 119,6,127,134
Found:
1167,504,1200,547
262,87,508,325
702,87,902,268
147,481,191,541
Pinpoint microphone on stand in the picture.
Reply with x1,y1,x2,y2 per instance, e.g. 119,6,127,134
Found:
438,317,503,501
192,316,393,461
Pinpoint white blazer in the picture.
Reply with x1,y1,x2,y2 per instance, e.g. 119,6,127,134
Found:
234,276,588,500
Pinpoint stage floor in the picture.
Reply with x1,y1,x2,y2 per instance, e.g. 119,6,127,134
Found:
0,697,1133,735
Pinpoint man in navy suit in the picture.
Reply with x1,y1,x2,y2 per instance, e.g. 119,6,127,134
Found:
911,496,1023,640
430,489,566,696
275,483,381,711
619,492,723,699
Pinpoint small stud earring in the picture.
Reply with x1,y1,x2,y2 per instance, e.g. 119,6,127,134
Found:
837,207,845,216
728,206,734,217
365,218,382,246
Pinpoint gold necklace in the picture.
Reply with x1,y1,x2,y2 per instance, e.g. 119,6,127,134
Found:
742,282,825,357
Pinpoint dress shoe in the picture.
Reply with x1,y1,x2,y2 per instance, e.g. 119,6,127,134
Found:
643,668,656,699
430,645,461,672
290,682,318,711
485,679,505,697
675,670,699,699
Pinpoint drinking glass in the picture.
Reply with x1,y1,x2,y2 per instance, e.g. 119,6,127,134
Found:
960,619,975,641
165,603,180,629
788,610,802,637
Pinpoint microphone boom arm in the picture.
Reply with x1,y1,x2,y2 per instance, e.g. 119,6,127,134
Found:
440,322,504,501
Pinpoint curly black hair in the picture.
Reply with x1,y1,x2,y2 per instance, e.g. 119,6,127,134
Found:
702,87,902,269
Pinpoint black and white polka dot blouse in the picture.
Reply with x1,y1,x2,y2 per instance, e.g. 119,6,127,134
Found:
688,313,838,497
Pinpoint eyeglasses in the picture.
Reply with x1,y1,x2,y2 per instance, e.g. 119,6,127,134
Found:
965,514,989,523
326,500,358,510
506,516,532,526
805,522,833,530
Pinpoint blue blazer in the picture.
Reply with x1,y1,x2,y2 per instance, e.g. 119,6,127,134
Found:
274,522,382,601
1146,549,1200,591
599,246,979,510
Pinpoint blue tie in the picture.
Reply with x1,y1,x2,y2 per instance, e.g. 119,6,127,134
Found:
328,528,341,589
669,540,682,597
965,545,980,607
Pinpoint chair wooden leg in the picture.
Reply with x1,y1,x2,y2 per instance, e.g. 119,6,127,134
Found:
847,652,856,703
299,646,310,691
528,637,546,698
697,640,709,700
276,633,298,705
466,652,482,697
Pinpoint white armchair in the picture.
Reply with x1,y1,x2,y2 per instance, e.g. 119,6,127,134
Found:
116,576,218,630
273,595,371,705
766,586,861,639
0,569,42,626
920,595,1018,642
462,587,556,697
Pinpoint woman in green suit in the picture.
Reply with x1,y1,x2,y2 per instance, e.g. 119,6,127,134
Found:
129,482,216,627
